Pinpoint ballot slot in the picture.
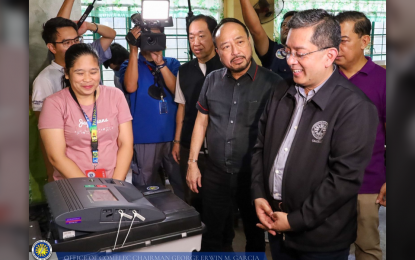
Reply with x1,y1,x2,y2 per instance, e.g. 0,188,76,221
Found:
100,209,114,222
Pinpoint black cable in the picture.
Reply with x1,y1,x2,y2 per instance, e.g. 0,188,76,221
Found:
77,0,98,28
186,0,194,60
275,0,285,20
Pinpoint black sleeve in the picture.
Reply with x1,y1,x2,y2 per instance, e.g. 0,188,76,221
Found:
287,99,379,232
196,72,211,114
251,88,275,201
255,37,275,69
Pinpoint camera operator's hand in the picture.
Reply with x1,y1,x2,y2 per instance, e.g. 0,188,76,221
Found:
129,27,142,51
151,51,164,66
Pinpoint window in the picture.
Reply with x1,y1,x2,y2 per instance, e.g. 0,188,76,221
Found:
273,1,386,61
81,0,224,86
369,22,386,61
82,14,191,87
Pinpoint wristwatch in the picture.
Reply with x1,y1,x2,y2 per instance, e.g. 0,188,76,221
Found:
92,22,99,33
188,159,198,163
172,140,180,144
156,62,166,70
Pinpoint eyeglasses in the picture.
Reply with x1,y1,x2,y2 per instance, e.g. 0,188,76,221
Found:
53,36,83,48
279,46,334,61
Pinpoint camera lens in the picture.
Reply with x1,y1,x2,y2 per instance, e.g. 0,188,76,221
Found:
146,36,157,45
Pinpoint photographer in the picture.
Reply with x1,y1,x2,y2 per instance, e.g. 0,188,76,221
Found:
119,26,184,200
103,43,130,104
240,0,296,79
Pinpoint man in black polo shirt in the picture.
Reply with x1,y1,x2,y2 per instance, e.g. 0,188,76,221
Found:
240,0,296,79
187,18,284,252
172,14,223,213
251,10,378,259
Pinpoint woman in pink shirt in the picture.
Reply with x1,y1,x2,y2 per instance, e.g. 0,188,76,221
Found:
39,43,133,181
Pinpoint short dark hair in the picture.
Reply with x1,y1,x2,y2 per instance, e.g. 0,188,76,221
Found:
103,43,130,69
189,14,218,35
288,9,341,50
62,43,99,88
212,18,249,47
282,11,298,21
42,17,78,45
335,11,371,37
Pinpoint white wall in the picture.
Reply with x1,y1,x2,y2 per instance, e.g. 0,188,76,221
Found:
29,0,82,91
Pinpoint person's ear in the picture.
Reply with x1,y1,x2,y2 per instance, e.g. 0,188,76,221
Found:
361,35,371,50
46,43,57,55
65,70,69,80
325,48,338,68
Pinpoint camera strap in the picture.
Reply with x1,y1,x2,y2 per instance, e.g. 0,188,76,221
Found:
145,61,166,100
145,62,159,83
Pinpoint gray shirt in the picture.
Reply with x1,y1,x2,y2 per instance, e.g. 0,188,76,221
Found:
270,65,337,200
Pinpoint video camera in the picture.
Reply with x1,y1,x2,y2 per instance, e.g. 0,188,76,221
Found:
125,0,174,51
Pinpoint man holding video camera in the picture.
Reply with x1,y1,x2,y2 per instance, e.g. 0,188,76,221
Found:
119,26,184,200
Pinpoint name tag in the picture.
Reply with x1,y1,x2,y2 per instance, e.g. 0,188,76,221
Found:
85,169,106,178
159,100,168,114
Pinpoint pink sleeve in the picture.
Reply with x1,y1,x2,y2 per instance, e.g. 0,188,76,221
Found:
38,97,64,129
116,89,133,125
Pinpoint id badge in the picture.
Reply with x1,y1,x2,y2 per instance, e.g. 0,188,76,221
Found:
85,169,106,178
159,100,168,114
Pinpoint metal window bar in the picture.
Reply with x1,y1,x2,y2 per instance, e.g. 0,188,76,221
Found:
370,21,386,61
82,11,193,85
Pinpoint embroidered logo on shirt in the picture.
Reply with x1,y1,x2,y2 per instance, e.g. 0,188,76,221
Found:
311,121,328,143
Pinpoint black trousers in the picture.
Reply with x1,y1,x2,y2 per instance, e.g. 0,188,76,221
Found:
179,145,205,214
269,234,349,260
200,161,265,252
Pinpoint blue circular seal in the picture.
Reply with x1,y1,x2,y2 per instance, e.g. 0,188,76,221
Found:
31,240,52,260
146,186,160,191
87,171,96,178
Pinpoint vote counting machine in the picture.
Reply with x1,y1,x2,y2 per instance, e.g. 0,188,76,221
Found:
37,178,204,252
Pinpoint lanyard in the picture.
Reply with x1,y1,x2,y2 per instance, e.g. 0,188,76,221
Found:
145,62,155,73
145,62,165,101
69,87,99,168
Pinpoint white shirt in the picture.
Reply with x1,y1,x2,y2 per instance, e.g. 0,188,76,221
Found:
31,39,112,111
31,60,64,112
174,62,207,104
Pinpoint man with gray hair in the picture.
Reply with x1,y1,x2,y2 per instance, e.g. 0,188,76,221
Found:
251,9,379,259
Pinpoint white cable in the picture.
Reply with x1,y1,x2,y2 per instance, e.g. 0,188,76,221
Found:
121,214,137,247
113,210,124,250
133,210,146,221
121,210,146,248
